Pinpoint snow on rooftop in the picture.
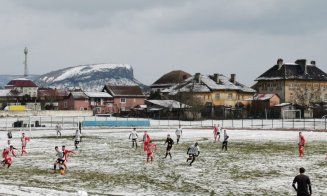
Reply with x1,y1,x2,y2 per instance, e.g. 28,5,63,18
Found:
147,99,189,108
274,103,291,107
166,74,255,95
84,92,112,98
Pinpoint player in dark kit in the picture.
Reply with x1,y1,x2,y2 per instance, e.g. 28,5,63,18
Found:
164,134,174,159
222,130,229,151
53,146,66,172
186,142,200,166
292,167,312,196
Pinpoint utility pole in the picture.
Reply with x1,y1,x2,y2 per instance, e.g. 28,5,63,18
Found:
24,47,28,77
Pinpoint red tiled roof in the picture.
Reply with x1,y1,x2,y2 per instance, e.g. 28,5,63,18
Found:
104,85,145,97
7,78,38,87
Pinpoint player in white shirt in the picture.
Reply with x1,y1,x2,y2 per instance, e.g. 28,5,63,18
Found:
175,125,183,144
74,130,81,150
129,128,139,149
186,142,200,166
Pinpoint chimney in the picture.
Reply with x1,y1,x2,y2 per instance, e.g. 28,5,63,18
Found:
295,59,307,74
311,60,316,66
213,73,219,84
194,73,201,83
230,74,236,84
277,58,283,70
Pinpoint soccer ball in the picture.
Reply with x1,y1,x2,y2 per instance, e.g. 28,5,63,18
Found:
59,169,65,175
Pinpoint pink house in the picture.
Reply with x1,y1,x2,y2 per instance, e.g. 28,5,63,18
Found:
58,91,113,114
59,91,90,110
102,85,146,113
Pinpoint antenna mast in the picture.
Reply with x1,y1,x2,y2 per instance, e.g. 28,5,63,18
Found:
24,47,28,77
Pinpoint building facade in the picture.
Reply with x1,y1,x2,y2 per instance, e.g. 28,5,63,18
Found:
5,78,38,98
102,85,146,113
253,59,327,105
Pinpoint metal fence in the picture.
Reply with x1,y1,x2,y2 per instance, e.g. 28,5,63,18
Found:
1,116,327,130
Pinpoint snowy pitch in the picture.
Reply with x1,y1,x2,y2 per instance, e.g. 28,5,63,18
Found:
0,127,327,195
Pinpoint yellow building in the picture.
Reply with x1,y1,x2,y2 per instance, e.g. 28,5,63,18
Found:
253,59,327,105
164,72,256,108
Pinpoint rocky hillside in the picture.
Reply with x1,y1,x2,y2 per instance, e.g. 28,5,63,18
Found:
34,64,148,91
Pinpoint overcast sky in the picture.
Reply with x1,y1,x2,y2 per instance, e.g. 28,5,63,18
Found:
1,0,327,86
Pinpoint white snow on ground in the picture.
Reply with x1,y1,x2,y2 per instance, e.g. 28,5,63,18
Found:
0,121,327,195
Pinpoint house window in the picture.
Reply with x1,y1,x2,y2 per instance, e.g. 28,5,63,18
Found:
96,107,101,113
121,98,126,103
215,93,220,100
64,102,68,109
228,93,232,100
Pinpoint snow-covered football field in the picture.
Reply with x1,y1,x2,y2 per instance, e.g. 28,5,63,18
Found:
0,126,327,195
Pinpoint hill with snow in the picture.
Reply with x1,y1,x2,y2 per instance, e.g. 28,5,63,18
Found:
34,64,148,91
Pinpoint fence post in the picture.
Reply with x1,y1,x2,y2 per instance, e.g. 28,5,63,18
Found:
262,119,263,128
232,119,234,128
325,117,326,130
272,119,273,128
62,116,64,127
222,119,224,127
251,119,253,128
293,118,294,129
303,118,305,129
242,119,243,129
282,118,284,129
40,117,42,127
314,118,315,130
51,116,52,127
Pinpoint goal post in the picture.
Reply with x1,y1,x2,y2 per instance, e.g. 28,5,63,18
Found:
282,109,301,119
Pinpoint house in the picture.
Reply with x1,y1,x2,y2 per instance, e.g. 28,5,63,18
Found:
5,78,38,98
163,73,256,118
253,58,327,105
0,89,14,109
59,91,89,111
247,93,280,118
102,85,146,113
150,70,191,92
84,92,113,114
59,91,113,114
145,99,190,119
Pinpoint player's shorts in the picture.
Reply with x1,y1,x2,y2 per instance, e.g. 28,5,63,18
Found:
75,141,80,145
147,152,153,157
5,157,12,163
166,146,172,151
56,158,65,164
132,139,137,142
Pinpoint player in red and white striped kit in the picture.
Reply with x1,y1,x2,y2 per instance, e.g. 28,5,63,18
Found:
21,132,30,156
298,132,306,158
62,145,76,169
143,131,151,152
146,140,157,163
213,124,221,142
1,145,17,168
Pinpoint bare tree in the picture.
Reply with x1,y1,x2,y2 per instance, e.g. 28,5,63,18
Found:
292,87,321,106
